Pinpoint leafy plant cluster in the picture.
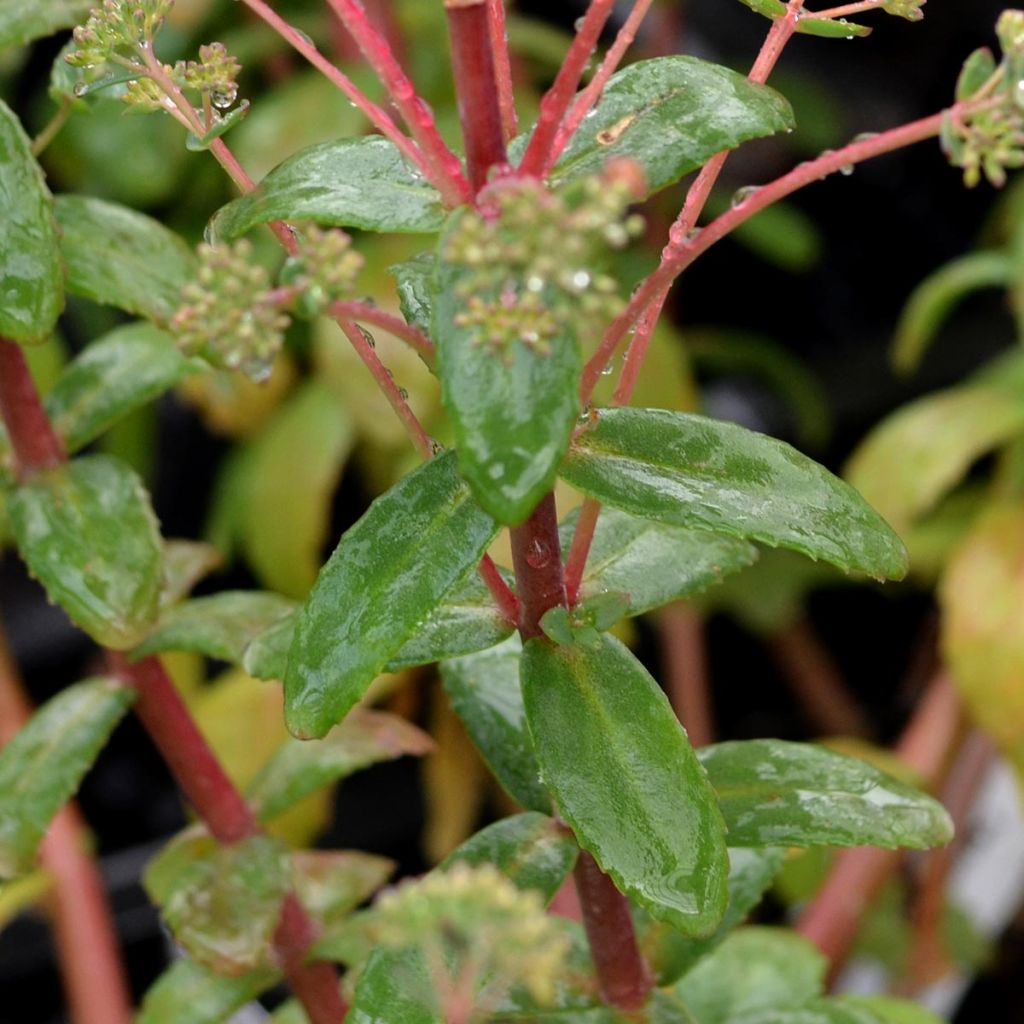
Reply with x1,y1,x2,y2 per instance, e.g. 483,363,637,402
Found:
0,0,1017,1022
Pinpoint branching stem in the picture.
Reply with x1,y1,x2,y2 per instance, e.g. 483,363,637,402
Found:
487,0,518,140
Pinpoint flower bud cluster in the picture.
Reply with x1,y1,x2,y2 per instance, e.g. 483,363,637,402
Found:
441,173,643,359
170,241,290,382
280,226,365,318
370,863,570,1007
65,0,171,68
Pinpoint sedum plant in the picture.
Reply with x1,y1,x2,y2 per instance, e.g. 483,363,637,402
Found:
0,0,1017,1021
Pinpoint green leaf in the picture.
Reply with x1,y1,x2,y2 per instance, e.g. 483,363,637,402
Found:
559,506,758,617
837,996,944,1024
208,137,446,242
0,99,63,343
433,218,581,525
733,0,871,38
544,57,793,197
9,454,163,648
672,927,826,1024
891,252,1010,373
499,991,694,1023
391,253,435,336
292,849,395,925
561,408,907,580
845,384,1024,533
0,678,134,878
54,194,198,324
522,634,729,935
133,591,297,664
247,709,434,823
698,740,953,849
348,948,441,1024
442,813,578,904
723,998,917,1024
441,636,549,811
284,451,498,738
45,323,194,454
159,540,225,608
144,830,290,974
0,0,93,49
639,847,786,985
137,957,278,1024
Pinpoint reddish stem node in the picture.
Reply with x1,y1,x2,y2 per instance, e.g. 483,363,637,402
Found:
509,492,567,638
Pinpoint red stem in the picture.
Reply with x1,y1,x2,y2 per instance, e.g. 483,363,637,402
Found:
330,300,435,364
0,339,65,476
573,852,654,1010
547,0,656,172
564,497,602,605
446,0,510,193
0,628,132,1024
478,555,519,625
509,492,567,639
487,0,518,141
519,0,617,177
325,0,471,205
658,603,714,747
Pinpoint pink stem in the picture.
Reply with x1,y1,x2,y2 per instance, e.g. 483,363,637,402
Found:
331,300,435,364
446,0,510,193
809,1,881,20
235,0,435,190
658,603,714,747
0,340,65,476
518,0,617,177
547,0,656,172
564,497,602,605
478,555,519,625
325,0,471,205
487,0,519,141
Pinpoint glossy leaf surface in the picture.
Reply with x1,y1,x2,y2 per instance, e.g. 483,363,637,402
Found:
522,634,728,934
845,384,1024,532
559,506,758,617
699,740,953,849
284,451,498,738
547,57,793,196
441,636,548,811
639,847,786,985
443,813,578,904
672,927,826,1024
0,0,92,49
0,678,133,878
136,957,278,1024
940,502,1024,778
133,591,297,664
9,455,163,648
248,709,434,823
391,253,435,336
292,849,394,925
45,324,194,453
0,99,63,343
238,380,354,599
144,830,290,974
433,222,581,525
54,194,197,323
562,408,907,580
209,137,446,241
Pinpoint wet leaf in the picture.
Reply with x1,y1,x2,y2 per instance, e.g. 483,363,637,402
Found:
845,384,1024,532
0,99,63,343
348,948,441,1024
133,591,297,664
54,194,197,324
136,957,278,1024
672,927,826,1024
144,830,290,974
562,408,907,580
443,813,578,904
940,502,1024,778
698,740,953,849
9,454,163,648
239,380,355,600
0,678,134,878
639,847,786,985
45,324,194,454
433,215,581,525
209,137,446,241
545,57,793,196
391,253,436,336
441,636,549,812
559,506,759,617
292,849,394,925
733,0,871,37
522,634,729,935
247,708,434,823
284,452,498,738
0,0,92,49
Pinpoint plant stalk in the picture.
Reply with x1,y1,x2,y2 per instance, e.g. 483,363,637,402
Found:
509,492,567,639
446,0,510,193
486,0,518,140
658,603,714,747
0,339,65,476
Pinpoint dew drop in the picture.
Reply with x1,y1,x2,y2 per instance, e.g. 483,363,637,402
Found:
526,538,551,569
570,269,592,291
574,16,586,31
839,163,854,176
398,387,409,400
293,28,315,49
730,185,760,208
600,361,614,376
358,325,376,349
